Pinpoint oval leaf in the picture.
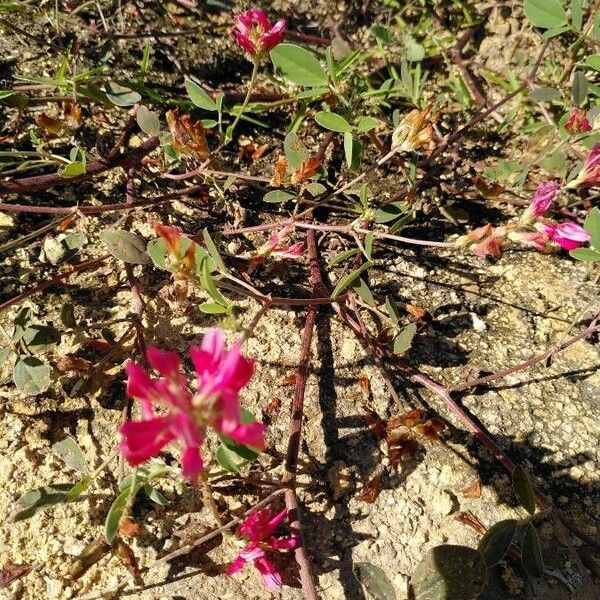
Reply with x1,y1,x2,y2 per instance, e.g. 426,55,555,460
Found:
184,79,217,111
521,524,544,578
524,0,568,29
52,437,89,474
512,467,536,515
105,82,141,107
332,261,373,299
136,105,160,136
315,111,352,133
9,484,73,522
100,229,150,265
477,519,518,567
411,545,487,600
13,356,50,395
270,43,329,87
105,488,130,544
353,562,396,600
393,323,417,355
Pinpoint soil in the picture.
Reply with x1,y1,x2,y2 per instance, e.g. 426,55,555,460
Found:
0,2,599,600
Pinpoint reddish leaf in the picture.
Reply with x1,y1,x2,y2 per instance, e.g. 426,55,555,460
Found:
270,155,288,187
362,408,387,440
166,110,210,158
462,480,482,499
455,511,486,535
0,563,32,588
358,470,383,503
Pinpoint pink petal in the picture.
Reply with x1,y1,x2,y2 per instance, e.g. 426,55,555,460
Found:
147,346,182,379
254,556,282,590
126,360,160,404
220,342,254,392
226,554,247,576
119,416,176,465
180,446,203,480
240,545,266,561
223,421,266,450
554,222,591,242
267,535,299,550
264,508,289,537
260,19,286,52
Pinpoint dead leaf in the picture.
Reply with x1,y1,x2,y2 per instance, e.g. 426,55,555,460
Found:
292,157,320,184
455,511,486,535
114,540,142,583
55,355,91,374
327,460,353,501
462,481,482,499
358,468,383,503
70,539,110,580
119,516,141,538
362,408,387,440
270,155,288,187
166,109,210,158
0,563,33,588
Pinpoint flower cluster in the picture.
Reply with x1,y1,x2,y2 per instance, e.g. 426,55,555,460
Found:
119,329,266,481
227,508,298,590
234,9,286,61
457,142,600,257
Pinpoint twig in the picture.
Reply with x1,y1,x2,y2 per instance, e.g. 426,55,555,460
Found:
281,228,321,600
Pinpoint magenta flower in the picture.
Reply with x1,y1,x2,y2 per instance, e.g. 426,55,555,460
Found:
119,330,266,481
569,143,600,188
539,222,591,251
522,181,560,221
227,508,298,590
565,108,592,134
234,9,286,59
255,226,304,260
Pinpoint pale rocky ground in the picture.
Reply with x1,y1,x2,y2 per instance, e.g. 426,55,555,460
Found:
0,2,599,600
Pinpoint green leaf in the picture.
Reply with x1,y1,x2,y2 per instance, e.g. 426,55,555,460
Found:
21,325,61,350
283,131,309,169
521,525,544,578
571,0,583,30
52,437,89,474
584,206,600,248
59,161,86,178
586,55,600,71
569,247,600,262
144,484,169,506
353,562,396,600
202,229,226,271
332,261,373,299
13,307,32,341
385,296,400,325
356,116,380,133
528,87,561,103
524,0,567,29
264,190,296,203
184,79,217,111
105,82,141,107
99,229,151,265
136,105,160,136
477,519,518,567
216,443,243,473
512,467,536,515
305,182,327,196
393,323,417,355
571,71,588,107
327,248,360,267
314,111,352,133
410,545,487,600
542,25,570,38
13,356,51,395
344,131,361,170
199,302,229,314
374,202,407,223
353,278,376,306
270,43,329,87
65,476,93,501
9,484,74,522
105,487,130,543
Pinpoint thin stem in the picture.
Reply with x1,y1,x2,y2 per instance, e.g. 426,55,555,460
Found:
226,61,259,141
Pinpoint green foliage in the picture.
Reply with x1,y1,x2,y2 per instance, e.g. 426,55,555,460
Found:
353,562,396,599
270,44,329,87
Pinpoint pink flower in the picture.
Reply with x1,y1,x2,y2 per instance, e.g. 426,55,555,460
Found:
508,230,549,252
522,181,560,221
227,508,298,590
569,143,600,188
538,222,591,251
565,108,592,134
119,330,266,481
256,226,304,260
234,9,286,59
